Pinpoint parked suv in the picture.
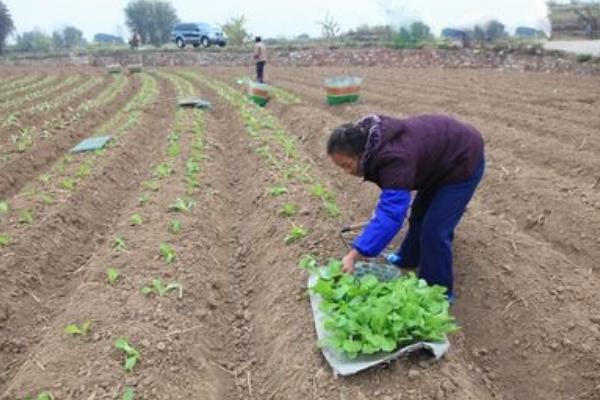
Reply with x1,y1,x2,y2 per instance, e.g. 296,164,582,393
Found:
171,22,227,48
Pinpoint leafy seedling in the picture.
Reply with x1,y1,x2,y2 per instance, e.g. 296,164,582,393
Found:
122,387,135,400
154,162,174,178
0,234,10,247
186,159,200,174
278,202,298,217
75,163,92,178
159,242,176,264
169,219,182,234
167,143,181,157
0,201,8,214
142,181,160,192
61,178,77,191
138,193,151,206
38,174,51,184
168,198,195,213
267,186,288,197
322,201,341,218
39,193,54,204
64,321,92,336
23,391,55,400
107,267,120,284
310,183,335,202
130,214,143,226
142,277,182,298
114,338,140,372
285,225,308,245
19,209,34,224
113,236,126,251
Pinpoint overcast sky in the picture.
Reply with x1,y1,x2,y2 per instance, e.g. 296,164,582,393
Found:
5,0,550,40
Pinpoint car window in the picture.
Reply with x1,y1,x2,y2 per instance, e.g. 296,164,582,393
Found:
198,23,211,30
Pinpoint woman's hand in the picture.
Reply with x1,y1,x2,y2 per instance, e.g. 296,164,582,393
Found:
342,249,361,274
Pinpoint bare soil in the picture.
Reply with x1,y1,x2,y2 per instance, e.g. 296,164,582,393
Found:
1,65,600,400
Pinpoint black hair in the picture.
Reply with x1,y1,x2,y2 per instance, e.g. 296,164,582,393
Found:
255,36,262,42
327,123,367,156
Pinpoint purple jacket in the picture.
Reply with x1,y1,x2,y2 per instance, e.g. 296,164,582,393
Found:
357,114,484,190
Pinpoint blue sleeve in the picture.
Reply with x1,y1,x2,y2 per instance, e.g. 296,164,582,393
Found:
352,189,411,257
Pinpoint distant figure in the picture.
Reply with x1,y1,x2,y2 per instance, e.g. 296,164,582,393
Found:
253,36,267,83
129,30,141,50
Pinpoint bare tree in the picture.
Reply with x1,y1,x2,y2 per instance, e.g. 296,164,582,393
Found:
318,12,341,45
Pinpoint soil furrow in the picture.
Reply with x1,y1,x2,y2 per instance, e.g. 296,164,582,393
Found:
0,73,175,393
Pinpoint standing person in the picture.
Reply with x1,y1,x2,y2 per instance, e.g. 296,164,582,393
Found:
253,36,267,83
129,29,141,50
326,114,485,302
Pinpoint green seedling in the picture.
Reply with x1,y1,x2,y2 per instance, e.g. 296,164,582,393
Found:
167,142,181,157
113,236,126,251
285,224,308,245
64,321,92,336
23,391,55,400
278,202,298,217
130,214,143,226
39,193,54,204
142,277,182,298
310,183,335,201
267,186,288,197
61,178,77,191
122,387,135,400
0,201,8,214
185,175,200,190
323,201,341,218
138,193,151,206
38,173,51,183
297,254,318,273
107,267,120,284
142,181,160,192
186,159,200,174
154,162,174,178
169,219,182,234
75,163,92,178
168,198,195,213
54,159,69,174
168,132,181,142
14,130,33,152
19,209,34,224
159,242,176,264
114,338,140,372
283,163,312,183
0,234,10,247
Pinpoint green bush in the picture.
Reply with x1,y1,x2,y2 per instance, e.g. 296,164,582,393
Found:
576,54,593,63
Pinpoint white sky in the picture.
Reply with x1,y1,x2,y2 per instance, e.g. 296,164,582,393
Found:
5,0,551,40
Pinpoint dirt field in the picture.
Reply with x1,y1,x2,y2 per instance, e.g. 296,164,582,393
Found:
1,65,600,400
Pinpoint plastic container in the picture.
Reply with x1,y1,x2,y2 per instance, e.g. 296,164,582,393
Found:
248,81,271,107
324,76,362,105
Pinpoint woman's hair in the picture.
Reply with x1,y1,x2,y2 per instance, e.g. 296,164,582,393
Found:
326,123,367,156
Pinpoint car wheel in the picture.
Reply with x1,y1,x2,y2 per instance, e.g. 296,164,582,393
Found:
218,43,226,48
201,37,210,48
193,43,200,48
176,38,185,48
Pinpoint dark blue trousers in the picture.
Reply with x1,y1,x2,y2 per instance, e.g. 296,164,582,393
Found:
399,154,485,297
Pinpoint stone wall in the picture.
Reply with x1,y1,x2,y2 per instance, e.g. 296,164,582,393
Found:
2,47,600,76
